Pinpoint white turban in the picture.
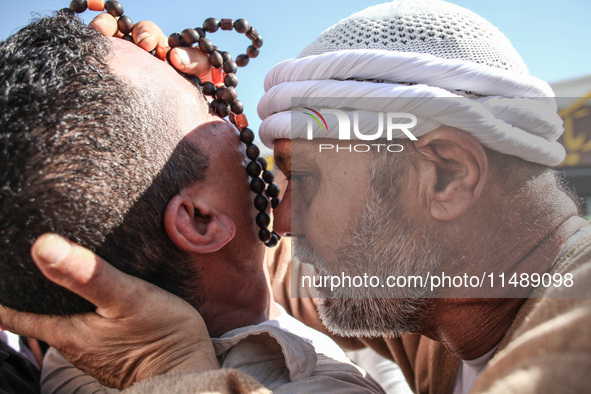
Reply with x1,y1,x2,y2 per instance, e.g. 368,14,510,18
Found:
257,0,565,166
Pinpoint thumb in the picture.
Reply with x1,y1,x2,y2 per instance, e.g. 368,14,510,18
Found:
170,47,212,81
31,234,147,319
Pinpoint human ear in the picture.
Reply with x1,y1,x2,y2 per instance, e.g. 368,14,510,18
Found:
413,127,488,221
164,193,236,254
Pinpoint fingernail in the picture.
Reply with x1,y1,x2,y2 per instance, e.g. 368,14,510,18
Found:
176,48,190,66
137,32,151,43
33,234,72,267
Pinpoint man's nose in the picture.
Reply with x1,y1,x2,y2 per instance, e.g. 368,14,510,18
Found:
272,189,302,237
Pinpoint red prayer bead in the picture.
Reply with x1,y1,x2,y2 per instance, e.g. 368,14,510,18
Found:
211,68,225,86
235,114,248,130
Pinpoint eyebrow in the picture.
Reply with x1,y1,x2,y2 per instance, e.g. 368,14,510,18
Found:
275,145,312,169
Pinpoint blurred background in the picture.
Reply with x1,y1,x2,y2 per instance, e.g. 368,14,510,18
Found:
1,0,590,214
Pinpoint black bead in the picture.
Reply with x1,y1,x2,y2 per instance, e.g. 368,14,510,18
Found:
231,100,244,114
181,28,201,45
271,197,281,209
256,212,271,228
259,228,272,243
198,38,214,54
246,45,259,58
262,170,274,184
203,18,220,33
69,0,87,13
257,157,268,171
166,48,172,64
216,102,229,117
246,27,259,41
236,54,250,67
234,18,250,34
213,45,221,53
254,194,270,211
105,0,124,17
266,183,280,198
122,34,134,42
222,60,238,74
240,128,255,144
224,73,238,87
223,87,237,104
210,99,221,113
168,33,183,48
202,82,216,96
194,27,206,39
265,233,279,247
220,51,232,63
246,160,262,177
117,15,133,35
209,51,223,68
250,177,266,194
215,86,226,101
252,36,263,48
246,144,260,161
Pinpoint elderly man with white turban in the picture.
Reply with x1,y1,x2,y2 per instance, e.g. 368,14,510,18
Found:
2,1,591,394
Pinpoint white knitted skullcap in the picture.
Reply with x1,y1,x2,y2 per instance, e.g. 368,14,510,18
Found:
298,0,528,74
258,0,565,166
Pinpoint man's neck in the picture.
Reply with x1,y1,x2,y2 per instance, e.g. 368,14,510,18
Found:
423,200,588,360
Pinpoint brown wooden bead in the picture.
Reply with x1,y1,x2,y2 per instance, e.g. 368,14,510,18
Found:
168,33,183,48
259,228,272,243
256,212,271,229
266,183,280,198
262,170,274,184
218,52,230,63
216,102,229,117
105,0,123,17
229,112,236,124
247,160,262,177
246,144,260,160
215,86,226,101
87,0,104,11
223,87,237,104
69,0,87,13
201,82,216,96
254,194,269,211
220,18,233,31
236,54,249,67
240,128,255,144
246,45,259,58
203,18,220,33
117,15,133,35
266,233,279,247
122,34,134,42
194,27,206,39
224,73,238,87
252,36,263,48
246,27,259,41
181,28,200,45
234,19,250,34
209,51,223,68
198,38,214,53
257,157,268,171
230,100,244,114
213,45,221,52
271,197,281,209
250,177,266,194
222,60,237,74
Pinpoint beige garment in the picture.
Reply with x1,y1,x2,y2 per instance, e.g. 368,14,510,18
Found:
42,323,384,394
269,234,591,394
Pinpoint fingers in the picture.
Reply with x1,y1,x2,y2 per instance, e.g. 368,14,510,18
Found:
30,234,145,319
132,20,168,52
0,304,64,344
89,13,121,37
169,47,213,80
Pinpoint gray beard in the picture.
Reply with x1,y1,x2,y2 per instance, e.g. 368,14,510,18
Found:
293,190,443,338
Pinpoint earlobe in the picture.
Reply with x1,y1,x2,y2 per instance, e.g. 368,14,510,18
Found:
414,127,488,221
164,193,236,254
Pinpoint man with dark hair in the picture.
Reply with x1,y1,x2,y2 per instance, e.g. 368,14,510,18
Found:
0,11,384,394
